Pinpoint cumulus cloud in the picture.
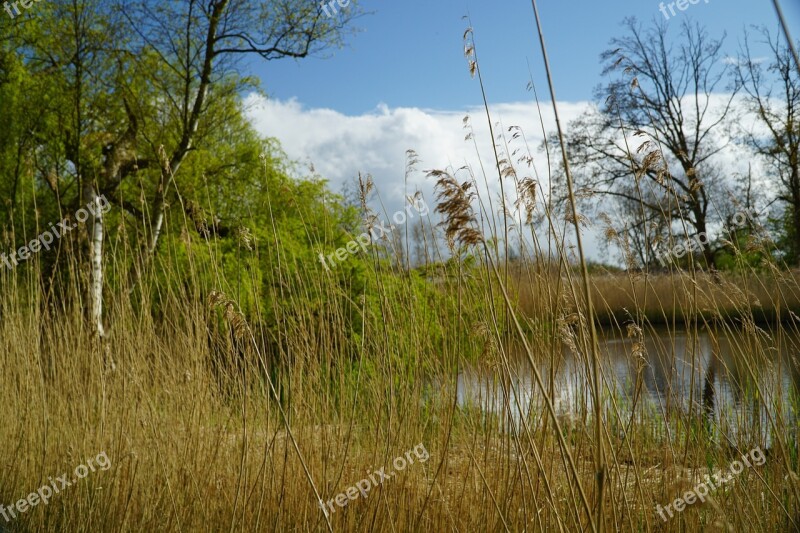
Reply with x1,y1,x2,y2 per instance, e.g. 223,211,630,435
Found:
244,93,589,202
244,93,766,264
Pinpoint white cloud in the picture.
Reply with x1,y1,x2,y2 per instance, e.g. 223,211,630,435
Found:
244,93,768,265
244,93,590,201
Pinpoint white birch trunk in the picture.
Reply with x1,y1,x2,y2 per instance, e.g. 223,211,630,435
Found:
148,182,166,258
84,184,105,338
148,204,164,258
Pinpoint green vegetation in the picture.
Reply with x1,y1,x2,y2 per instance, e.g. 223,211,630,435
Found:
1,2,800,532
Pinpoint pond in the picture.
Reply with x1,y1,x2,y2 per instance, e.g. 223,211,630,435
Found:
453,325,800,447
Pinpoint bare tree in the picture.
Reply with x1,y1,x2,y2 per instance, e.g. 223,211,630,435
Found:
735,27,800,264
558,19,738,269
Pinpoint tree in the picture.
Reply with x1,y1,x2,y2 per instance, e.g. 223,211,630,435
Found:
0,0,362,337
735,27,800,265
558,19,738,269
119,0,362,266
6,0,138,336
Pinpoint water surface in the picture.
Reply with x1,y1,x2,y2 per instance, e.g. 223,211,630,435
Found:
454,325,800,446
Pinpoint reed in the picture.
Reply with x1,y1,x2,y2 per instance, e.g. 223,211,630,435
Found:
1,16,799,533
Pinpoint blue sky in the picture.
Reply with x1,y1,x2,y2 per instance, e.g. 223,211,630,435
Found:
246,0,800,263
254,0,795,114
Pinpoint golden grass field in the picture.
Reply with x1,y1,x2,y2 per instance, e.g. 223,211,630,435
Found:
2,9,799,531
1,245,799,532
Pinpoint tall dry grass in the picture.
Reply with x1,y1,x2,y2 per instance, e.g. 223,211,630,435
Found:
1,18,800,533
1,215,798,532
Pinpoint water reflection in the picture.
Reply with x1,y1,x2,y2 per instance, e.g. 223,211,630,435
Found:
455,325,800,447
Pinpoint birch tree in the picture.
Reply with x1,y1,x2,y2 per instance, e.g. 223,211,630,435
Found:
12,0,137,337
2,0,360,336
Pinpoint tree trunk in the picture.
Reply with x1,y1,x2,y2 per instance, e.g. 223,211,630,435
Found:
83,183,105,338
144,2,224,259
693,215,716,271
791,175,800,265
702,241,717,271
147,167,169,258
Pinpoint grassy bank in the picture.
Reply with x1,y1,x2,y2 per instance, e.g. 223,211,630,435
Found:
0,235,799,532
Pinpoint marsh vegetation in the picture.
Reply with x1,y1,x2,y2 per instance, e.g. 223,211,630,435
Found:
1,1,800,532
